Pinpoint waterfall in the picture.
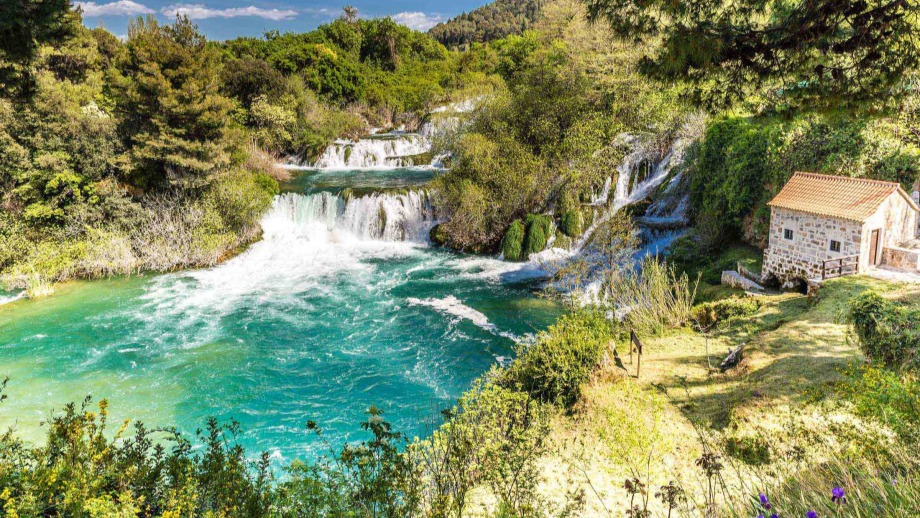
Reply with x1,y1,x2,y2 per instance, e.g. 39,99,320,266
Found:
268,191,437,242
591,177,612,206
575,136,684,251
311,133,432,169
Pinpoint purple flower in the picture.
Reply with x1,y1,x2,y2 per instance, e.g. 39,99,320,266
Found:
771,515,779,518
807,511,818,518
759,492,772,509
831,486,846,503
758,515,764,518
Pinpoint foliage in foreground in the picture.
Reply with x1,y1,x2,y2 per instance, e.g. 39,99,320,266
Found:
5,300,920,516
502,310,612,407
584,0,920,111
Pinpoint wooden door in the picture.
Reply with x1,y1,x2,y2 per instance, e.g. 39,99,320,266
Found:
869,229,881,266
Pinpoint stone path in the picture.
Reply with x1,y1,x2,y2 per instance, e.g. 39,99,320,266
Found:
866,265,920,283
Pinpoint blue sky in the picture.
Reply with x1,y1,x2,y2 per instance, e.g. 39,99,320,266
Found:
75,0,489,40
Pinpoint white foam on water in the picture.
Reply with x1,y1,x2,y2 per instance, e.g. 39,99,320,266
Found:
406,295,520,342
125,191,437,349
0,292,25,306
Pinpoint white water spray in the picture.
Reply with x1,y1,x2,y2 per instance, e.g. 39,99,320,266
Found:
312,134,432,169
272,191,436,242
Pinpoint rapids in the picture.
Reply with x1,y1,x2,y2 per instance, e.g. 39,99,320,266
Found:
0,175,560,462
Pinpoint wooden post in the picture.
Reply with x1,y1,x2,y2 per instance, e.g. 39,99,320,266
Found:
630,330,644,378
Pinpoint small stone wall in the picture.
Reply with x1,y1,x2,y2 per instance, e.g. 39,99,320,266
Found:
721,271,765,292
883,247,920,271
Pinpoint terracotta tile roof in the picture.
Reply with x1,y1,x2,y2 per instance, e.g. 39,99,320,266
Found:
768,172,920,222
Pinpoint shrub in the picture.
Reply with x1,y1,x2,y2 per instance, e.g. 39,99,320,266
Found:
692,296,763,329
523,214,552,257
847,291,920,368
503,311,612,407
501,219,525,261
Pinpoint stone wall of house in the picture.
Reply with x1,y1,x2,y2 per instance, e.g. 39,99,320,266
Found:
861,192,919,270
762,207,863,283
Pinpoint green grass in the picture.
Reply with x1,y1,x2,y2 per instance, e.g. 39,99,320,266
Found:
542,266,920,515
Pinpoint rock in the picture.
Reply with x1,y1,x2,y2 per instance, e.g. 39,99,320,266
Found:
721,270,765,292
720,343,744,372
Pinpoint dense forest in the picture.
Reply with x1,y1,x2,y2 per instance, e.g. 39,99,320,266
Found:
429,0,545,48
2,0,920,516
0,4,495,297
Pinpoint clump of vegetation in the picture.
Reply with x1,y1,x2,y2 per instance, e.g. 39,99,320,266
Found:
428,223,448,246
501,218,526,260
692,296,763,329
848,291,920,369
609,258,699,336
840,364,920,443
523,213,553,257
503,310,612,407
559,209,582,238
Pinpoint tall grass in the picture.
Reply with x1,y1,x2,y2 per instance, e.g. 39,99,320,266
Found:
609,257,698,336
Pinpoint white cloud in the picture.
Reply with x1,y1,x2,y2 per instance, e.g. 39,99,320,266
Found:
391,12,443,31
161,4,299,21
75,0,154,17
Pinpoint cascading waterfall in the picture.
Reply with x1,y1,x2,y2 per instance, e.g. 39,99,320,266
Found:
575,136,685,251
270,190,437,242
311,133,432,169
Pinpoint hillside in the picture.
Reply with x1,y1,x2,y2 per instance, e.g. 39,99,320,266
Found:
429,0,545,48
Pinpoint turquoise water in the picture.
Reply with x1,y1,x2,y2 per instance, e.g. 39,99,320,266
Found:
0,171,561,462
280,166,439,194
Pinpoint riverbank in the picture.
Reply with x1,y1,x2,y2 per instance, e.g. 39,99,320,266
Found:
0,167,279,299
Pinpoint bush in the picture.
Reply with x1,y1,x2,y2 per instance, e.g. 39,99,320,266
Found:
503,311,612,407
692,296,763,329
847,291,920,368
523,214,552,257
501,219,525,261
559,210,582,238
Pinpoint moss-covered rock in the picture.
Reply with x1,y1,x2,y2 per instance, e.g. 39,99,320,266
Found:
523,214,553,257
621,199,652,219
502,219,526,261
559,210,582,238
429,223,448,246
553,230,572,250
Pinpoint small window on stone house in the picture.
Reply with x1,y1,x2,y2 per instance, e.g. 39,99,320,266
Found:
783,228,794,240
829,239,841,253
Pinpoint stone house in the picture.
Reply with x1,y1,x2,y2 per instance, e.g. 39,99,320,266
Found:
762,172,920,285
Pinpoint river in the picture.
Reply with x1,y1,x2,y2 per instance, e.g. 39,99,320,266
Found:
0,144,562,462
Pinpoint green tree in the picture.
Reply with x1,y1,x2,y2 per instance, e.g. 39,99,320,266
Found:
584,0,920,110
117,16,238,190
0,0,78,98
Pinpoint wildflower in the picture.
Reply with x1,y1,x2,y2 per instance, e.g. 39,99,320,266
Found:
771,515,778,518
807,511,817,518
831,487,845,504
759,492,772,509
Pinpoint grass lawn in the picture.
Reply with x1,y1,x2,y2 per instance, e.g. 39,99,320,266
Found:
539,269,920,516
